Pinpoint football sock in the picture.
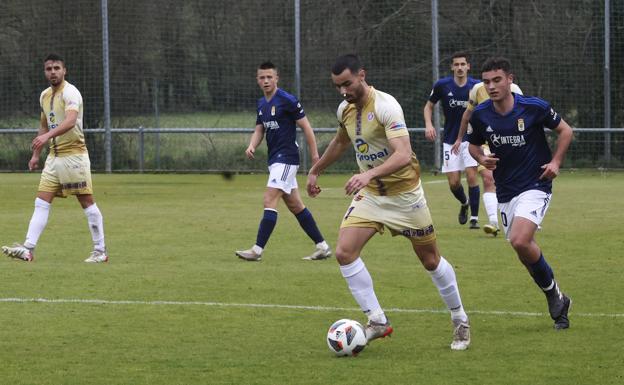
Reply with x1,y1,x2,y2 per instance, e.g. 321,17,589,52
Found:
24,198,51,249
528,253,555,290
84,203,106,252
450,185,467,205
295,207,324,244
468,185,480,217
482,192,499,226
340,257,386,324
428,257,468,322
255,208,278,248
316,240,330,251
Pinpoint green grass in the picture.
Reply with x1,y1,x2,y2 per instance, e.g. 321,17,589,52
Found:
0,171,622,385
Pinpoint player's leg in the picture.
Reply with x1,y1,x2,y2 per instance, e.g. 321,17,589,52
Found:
335,226,391,341
236,186,283,261
442,143,469,224
461,142,481,229
411,239,470,350
282,188,331,260
480,167,499,236
78,194,108,263
502,192,571,329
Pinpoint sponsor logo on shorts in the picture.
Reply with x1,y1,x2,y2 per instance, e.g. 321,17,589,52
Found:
401,224,434,238
62,181,87,190
354,194,363,201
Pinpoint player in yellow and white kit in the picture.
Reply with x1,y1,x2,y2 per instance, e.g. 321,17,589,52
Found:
451,81,523,236
307,55,470,350
2,54,108,263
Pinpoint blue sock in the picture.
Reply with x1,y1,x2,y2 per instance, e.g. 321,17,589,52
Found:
528,254,555,290
255,209,278,248
295,208,324,244
450,185,467,204
468,185,480,217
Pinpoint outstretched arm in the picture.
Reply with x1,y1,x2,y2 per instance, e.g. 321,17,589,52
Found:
306,130,351,197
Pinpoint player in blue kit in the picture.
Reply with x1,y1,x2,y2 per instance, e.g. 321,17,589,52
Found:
235,62,331,262
468,57,574,329
424,52,482,228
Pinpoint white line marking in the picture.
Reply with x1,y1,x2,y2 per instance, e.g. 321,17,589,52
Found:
1,297,621,318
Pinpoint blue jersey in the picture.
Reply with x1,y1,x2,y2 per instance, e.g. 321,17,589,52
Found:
468,94,562,203
429,76,479,144
256,88,306,165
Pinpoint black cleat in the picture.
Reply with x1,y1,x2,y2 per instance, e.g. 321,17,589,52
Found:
545,281,571,330
553,295,571,330
469,219,480,229
458,203,469,225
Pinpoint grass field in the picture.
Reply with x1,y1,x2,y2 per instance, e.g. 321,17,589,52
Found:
0,171,622,385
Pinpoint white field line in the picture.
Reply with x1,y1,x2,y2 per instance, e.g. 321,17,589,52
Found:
0,297,622,318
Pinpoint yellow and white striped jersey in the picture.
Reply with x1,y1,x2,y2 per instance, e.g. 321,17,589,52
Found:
466,82,523,111
337,87,421,196
39,80,86,156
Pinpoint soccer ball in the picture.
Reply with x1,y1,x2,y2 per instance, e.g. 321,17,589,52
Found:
326,319,367,356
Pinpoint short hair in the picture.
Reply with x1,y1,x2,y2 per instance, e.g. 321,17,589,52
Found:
331,54,363,75
44,53,65,66
258,61,277,73
481,57,512,74
451,51,469,62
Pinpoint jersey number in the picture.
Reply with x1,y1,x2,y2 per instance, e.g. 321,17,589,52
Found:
444,151,450,161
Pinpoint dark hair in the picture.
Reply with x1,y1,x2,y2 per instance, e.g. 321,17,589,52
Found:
331,54,363,75
44,53,65,65
481,57,512,74
451,51,469,62
258,61,277,73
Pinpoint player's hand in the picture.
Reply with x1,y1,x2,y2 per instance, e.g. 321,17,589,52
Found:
480,153,499,170
306,173,321,197
245,146,255,159
31,133,50,152
28,156,40,171
345,172,371,195
539,161,560,180
424,126,437,142
450,140,461,155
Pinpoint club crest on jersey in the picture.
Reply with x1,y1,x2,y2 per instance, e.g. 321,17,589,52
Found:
517,118,525,132
367,112,374,121
355,138,369,153
271,106,276,116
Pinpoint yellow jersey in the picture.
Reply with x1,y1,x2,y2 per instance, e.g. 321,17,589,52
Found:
337,87,420,196
39,80,86,156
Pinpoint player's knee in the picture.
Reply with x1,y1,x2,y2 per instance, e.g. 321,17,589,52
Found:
334,246,357,265
509,235,531,253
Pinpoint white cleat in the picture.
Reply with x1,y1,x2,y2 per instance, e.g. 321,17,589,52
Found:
451,320,471,351
2,243,34,261
302,245,332,261
236,248,262,261
85,250,108,263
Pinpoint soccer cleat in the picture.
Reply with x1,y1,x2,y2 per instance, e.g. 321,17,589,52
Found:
302,245,332,261
483,223,499,237
84,250,108,263
2,243,34,262
545,281,571,330
451,320,471,350
458,203,469,225
365,319,393,342
236,248,262,261
469,219,480,229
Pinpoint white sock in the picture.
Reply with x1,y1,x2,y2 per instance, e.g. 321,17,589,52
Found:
252,245,263,255
24,198,51,249
316,240,329,250
428,257,467,322
483,192,498,226
340,257,386,323
84,203,105,252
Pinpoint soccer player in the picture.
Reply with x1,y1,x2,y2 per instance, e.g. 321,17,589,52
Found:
235,61,331,262
423,52,481,228
451,80,524,237
2,54,107,263
307,54,471,350
468,57,573,329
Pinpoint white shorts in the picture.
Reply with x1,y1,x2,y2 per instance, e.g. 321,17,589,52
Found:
267,163,299,194
499,190,552,240
38,153,93,198
442,142,478,173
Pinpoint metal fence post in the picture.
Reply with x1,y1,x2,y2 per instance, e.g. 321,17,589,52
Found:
101,0,112,173
294,0,308,173
138,126,144,173
431,0,441,172
604,0,611,166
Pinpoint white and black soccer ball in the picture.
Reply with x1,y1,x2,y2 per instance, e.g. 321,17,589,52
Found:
326,319,367,356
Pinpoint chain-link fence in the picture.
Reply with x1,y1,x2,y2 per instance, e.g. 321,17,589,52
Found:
0,0,622,172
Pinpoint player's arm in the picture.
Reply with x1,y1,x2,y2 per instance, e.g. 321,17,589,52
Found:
539,119,573,180
296,116,320,165
344,135,412,196
31,109,78,152
452,108,473,155
245,124,265,159
29,113,49,171
423,100,437,141
468,143,498,170
306,129,351,197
